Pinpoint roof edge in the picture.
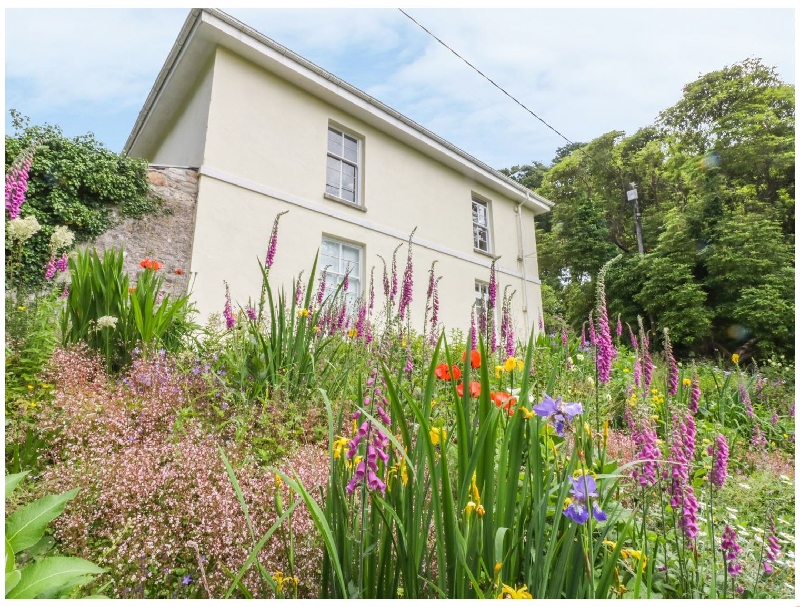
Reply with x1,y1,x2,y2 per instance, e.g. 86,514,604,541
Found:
124,7,553,213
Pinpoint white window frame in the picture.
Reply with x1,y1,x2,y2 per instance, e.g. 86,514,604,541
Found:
320,236,363,307
472,195,492,254
325,125,361,206
475,279,498,333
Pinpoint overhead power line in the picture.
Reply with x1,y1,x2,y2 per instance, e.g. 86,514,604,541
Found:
398,8,579,152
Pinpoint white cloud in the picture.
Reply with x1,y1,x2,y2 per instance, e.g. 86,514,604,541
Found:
6,9,188,113
5,8,795,165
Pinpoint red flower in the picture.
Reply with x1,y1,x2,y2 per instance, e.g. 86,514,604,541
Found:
435,363,462,381
456,380,481,398
491,391,517,416
461,349,481,369
174,268,184,275
139,258,163,271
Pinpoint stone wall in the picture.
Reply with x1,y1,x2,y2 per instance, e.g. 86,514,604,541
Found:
90,166,198,296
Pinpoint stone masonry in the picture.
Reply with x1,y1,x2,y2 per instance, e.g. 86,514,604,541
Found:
90,166,198,296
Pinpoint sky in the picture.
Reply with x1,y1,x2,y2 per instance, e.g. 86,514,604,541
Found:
5,7,796,171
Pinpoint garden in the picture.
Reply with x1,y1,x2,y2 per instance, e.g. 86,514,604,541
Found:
4,58,796,599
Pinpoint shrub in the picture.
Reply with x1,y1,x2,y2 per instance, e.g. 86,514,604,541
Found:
60,247,195,371
35,346,324,598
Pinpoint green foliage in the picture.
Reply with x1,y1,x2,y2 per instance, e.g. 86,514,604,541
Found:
60,248,195,371
514,59,793,360
5,474,103,599
289,335,628,599
5,110,157,289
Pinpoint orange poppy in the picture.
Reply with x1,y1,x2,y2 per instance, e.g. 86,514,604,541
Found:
139,258,163,271
435,363,462,381
461,349,481,369
491,391,517,416
456,380,481,398
174,268,184,275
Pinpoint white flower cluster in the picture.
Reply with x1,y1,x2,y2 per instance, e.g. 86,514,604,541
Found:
49,225,75,253
6,215,41,245
94,316,119,331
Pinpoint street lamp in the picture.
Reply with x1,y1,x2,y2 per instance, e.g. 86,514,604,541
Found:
627,182,644,256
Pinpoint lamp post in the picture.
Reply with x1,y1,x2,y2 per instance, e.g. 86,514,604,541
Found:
627,182,644,256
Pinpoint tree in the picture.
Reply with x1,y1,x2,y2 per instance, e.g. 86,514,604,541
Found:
504,59,794,359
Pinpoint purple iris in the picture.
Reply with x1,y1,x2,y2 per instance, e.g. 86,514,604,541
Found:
563,474,607,524
533,394,583,437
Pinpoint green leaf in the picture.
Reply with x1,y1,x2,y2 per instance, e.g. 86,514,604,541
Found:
5,556,103,599
5,472,29,498
5,569,21,595
5,540,15,574
5,488,79,553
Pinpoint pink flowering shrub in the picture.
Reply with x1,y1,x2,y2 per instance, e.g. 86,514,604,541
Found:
35,346,325,598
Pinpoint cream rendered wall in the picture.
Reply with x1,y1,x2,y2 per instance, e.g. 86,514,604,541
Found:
151,58,215,167
190,46,543,339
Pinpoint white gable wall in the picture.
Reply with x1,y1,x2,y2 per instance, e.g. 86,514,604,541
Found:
151,58,215,168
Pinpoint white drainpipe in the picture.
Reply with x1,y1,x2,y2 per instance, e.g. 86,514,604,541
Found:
515,199,531,337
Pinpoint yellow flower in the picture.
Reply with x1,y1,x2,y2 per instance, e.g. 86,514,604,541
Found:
41,384,49,389
504,357,517,373
27,385,34,391
347,328,358,338
469,472,481,504
683,378,692,386
17,306,25,311
273,571,285,593
495,365,504,379
274,473,283,487
465,501,476,517
603,420,609,445
603,540,617,550
623,368,630,373
297,308,310,317
333,436,349,459
516,358,524,372
313,325,321,333
732,353,739,364
430,427,447,445
401,339,407,347
519,407,534,419
497,583,532,599
476,504,485,517
27,401,37,409
494,562,503,575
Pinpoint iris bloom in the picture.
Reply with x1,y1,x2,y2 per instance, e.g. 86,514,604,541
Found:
532,394,583,436
563,474,606,524
497,584,532,599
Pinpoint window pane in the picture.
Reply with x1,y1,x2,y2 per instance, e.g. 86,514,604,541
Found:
343,135,358,162
474,225,488,251
473,200,488,226
341,186,355,202
342,244,359,265
328,128,343,155
327,157,342,190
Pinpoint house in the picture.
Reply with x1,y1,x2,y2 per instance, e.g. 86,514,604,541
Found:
123,8,553,340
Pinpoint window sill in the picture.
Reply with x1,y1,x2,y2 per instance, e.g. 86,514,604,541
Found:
474,248,499,261
324,192,367,213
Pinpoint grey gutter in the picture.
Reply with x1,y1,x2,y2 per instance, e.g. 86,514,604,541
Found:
124,7,553,212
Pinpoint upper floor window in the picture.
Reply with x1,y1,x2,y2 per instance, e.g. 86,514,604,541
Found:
472,196,491,253
321,236,362,306
326,126,360,204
